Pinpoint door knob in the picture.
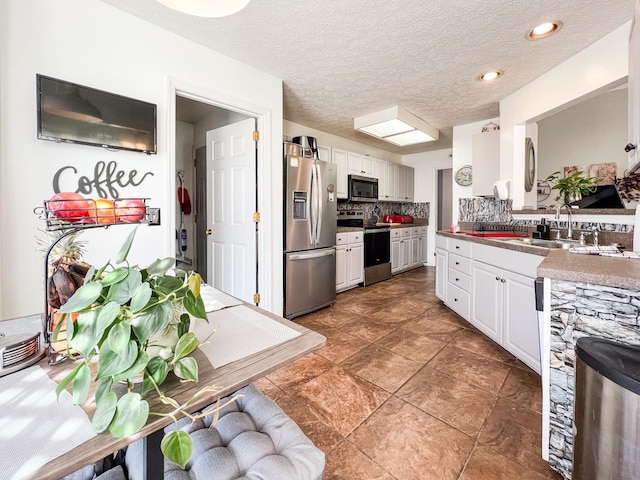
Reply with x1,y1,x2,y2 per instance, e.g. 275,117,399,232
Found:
205,229,212,235
625,143,637,153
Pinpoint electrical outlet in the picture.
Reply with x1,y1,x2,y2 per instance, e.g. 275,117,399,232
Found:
148,208,161,225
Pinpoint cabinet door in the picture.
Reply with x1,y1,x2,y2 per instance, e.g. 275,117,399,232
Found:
503,270,541,373
470,261,503,343
348,243,364,285
332,148,348,199
317,145,331,163
385,161,396,200
395,165,406,201
435,248,447,300
405,166,415,202
335,245,348,291
375,158,387,200
472,131,500,196
419,235,428,264
410,236,420,266
400,239,410,269
361,155,375,177
629,3,640,172
391,238,401,273
347,151,362,175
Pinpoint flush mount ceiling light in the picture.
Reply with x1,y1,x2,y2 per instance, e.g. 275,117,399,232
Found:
478,70,504,81
526,21,563,40
354,106,439,146
154,0,251,17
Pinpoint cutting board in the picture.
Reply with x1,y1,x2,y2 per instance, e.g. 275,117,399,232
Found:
376,222,404,226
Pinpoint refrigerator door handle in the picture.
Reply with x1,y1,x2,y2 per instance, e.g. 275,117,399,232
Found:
288,248,336,261
308,160,316,245
315,163,323,243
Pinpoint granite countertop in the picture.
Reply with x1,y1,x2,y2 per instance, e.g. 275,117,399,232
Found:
337,219,428,233
437,230,640,290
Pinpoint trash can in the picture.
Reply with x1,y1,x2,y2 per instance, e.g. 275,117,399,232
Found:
573,337,640,480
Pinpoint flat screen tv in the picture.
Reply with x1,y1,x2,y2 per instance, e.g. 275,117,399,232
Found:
569,184,626,209
37,74,157,154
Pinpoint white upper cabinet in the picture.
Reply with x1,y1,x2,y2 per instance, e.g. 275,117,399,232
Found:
472,130,500,197
317,145,331,163
629,3,640,172
347,152,375,177
393,164,414,202
331,148,348,199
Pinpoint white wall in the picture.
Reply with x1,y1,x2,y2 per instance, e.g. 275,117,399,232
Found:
176,121,195,263
284,120,402,163
451,118,499,223
0,0,283,318
537,88,628,186
403,148,452,265
500,22,630,209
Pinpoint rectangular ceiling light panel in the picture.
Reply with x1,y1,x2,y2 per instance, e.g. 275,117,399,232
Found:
354,106,439,146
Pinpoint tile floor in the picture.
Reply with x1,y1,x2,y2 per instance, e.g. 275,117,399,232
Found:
255,266,562,480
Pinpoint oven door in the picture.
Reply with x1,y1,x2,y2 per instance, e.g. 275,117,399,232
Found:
364,228,390,267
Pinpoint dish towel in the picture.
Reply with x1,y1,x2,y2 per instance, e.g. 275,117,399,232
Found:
0,366,96,480
568,245,620,255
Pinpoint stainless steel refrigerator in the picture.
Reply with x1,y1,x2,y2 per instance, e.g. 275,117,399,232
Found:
284,154,337,319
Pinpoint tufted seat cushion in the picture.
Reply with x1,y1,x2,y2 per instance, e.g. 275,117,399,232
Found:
126,384,324,480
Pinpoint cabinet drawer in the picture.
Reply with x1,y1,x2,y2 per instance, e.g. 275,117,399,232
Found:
347,231,363,243
448,237,471,257
336,233,348,245
435,234,447,249
402,228,411,237
419,226,428,235
448,269,471,292
410,227,420,236
449,252,471,275
447,283,470,320
391,229,403,238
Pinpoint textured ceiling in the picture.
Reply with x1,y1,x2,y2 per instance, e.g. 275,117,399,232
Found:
100,0,635,154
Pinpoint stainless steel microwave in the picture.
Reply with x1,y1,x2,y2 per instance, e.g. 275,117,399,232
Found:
348,174,378,202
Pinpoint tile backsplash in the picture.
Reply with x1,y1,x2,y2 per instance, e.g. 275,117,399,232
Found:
459,198,512,222
338,201,429,220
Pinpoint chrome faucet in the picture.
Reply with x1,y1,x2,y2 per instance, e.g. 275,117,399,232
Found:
555,204,573,239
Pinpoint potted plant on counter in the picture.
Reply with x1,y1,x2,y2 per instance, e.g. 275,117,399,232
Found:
55,227,211,468
544,170,601,206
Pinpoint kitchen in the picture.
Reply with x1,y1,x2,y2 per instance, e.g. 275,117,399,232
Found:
2,1,640,479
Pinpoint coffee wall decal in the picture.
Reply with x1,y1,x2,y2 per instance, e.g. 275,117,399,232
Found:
52,160,154,200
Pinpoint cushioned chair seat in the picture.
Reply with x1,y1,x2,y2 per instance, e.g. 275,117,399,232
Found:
127,384,324,480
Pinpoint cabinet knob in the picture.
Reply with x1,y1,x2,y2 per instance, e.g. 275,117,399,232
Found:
501,278,506,283
495,276,500,281
455,246,460,249
456,261,460,265
625,143,637,153
455,277,459,281
454,298,458,302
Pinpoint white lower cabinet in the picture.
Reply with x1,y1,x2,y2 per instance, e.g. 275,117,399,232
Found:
436,234,542,373
392,226,427,274
336,231,363,292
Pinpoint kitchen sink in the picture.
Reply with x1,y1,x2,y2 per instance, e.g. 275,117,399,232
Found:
499,238,579,249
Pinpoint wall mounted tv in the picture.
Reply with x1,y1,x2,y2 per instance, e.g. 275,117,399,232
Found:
37,74,157,154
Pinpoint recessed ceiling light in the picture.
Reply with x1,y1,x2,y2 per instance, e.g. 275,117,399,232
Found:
527,21,563,40
478,70,503,82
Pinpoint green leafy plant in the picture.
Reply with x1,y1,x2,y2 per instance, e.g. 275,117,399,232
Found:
544,170,601,206
55,227,212,468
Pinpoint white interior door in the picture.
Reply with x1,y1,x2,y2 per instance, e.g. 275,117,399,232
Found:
206,118,256,303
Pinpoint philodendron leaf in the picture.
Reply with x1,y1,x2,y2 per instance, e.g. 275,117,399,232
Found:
69,310,101,357
109,392,149,438
147,257,175,276
115,227,138,264
130,282,152,313
183,290,207,321
131,302,172,343
142,356,169,396
55,362,84,400
107,321,131,356
153,276,185,296
95,301,121,338
174,356,198,382
101,267,130,287
112,349,149,383
96,341,138,380
173,332,198,362
95,377,113,403
59,282,103,313
107,269,142,305
161,430,192,469
187,273,201,299
73,363,91,405
177,313,190,338
92,391,117,433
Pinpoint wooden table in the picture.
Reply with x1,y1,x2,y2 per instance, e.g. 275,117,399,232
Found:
24,304,325,480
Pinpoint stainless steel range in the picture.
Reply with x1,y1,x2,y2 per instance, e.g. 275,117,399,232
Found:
337,210,391,286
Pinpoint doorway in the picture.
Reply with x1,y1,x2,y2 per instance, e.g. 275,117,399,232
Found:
175,95,257,304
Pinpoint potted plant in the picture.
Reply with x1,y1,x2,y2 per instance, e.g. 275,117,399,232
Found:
544,170,601,205
55,227,211,468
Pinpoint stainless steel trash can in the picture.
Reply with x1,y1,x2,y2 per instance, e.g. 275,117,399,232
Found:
573,337,640,480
